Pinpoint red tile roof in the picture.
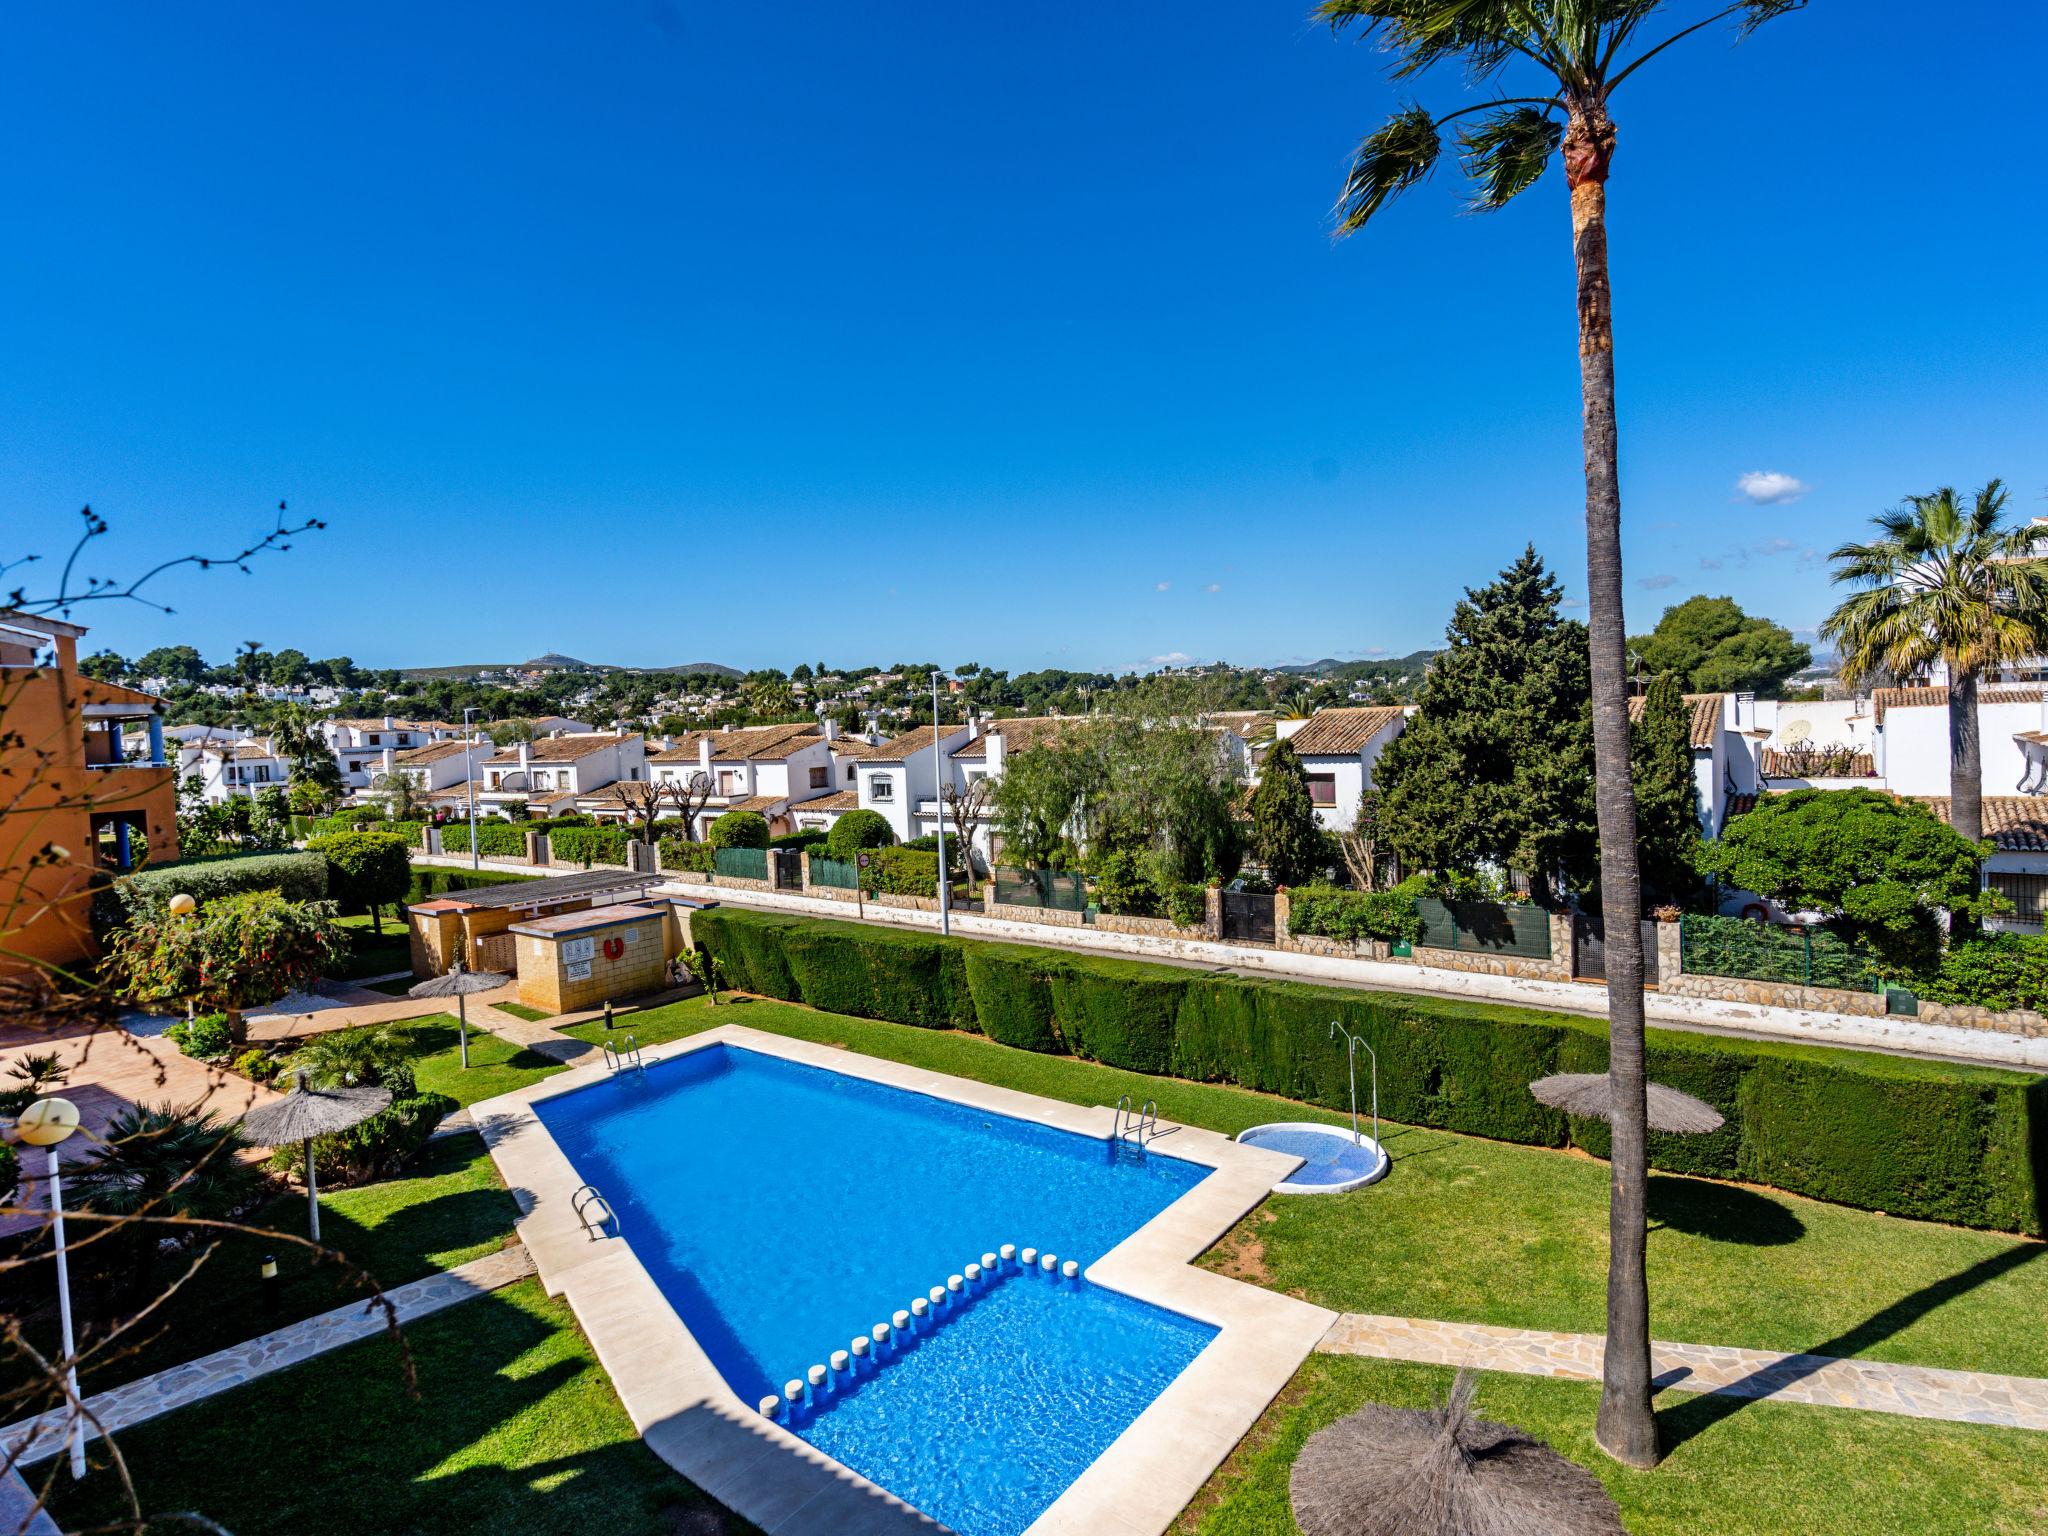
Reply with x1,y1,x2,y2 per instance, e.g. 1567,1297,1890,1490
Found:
1872,685,2046,724
1284,706,1408,756
1917,795,2048,852
1626,693,1726,751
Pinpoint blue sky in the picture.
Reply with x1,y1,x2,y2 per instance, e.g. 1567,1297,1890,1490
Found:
5,3,2045,675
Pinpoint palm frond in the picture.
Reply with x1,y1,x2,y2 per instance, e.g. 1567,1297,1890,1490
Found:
1739,0,1807,37
1334,106,1443,232
1456,105,1561,209
1316,0,1543,83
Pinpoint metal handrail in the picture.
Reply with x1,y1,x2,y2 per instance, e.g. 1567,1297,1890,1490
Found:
1328,1021,1380,1151
602,1033,643,1073
571,1183,619,1238
1112,1094,1132,1141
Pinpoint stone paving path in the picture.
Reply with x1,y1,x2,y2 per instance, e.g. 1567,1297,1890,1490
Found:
1,1244,536,1466
1318,1313,2048,1430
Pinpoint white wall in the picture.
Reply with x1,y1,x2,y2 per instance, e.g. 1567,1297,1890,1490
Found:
1879,700,2047,797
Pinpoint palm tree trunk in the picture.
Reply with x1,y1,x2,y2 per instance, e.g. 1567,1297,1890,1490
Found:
1566,108,1659,1471
1948,665,1984,937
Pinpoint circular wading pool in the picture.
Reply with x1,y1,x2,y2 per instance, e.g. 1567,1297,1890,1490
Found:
1236,1122,1389,1194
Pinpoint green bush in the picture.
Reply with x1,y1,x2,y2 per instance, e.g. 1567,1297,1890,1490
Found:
165,1013,234,1060
1159,882,1207,929
690,907,2048,1234
439,820,529,859
119,852,328,918
708,811,770,850
1920,934,2048,1012
1090,848,1153,917
404,867,538,902
825,809,895,861
861,845,939,896
548,824,633,865
770,830,830,852
657,835,716,873
1287,884,1422,944
306,831,413,921
231,1048,279,1082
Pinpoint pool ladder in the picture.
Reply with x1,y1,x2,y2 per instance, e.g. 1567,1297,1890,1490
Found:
571,1183,620,1239
602,1033,643,1073
1112,1095,1159,1149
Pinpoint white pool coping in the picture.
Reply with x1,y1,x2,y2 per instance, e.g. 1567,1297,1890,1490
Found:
470,1022,1336,1536
1237,1121,1391,1195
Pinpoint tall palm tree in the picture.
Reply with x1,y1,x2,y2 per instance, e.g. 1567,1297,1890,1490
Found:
1316,1,1806,1467
1822,483,2048,847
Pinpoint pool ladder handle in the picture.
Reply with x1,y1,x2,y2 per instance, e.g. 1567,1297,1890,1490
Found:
1111,1096,1161,1148
571,1183,620,1238
602,1033,644,1073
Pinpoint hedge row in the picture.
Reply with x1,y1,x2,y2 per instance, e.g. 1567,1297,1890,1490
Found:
691,908,2047,1235
404,867,539,902
120,851,328,916
439,821,529,858
1286,884,1422,944
548,824,634,865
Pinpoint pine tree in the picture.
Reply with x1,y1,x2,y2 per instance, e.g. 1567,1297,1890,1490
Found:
1250,739,1324,886
1630,671,1701,905
1374,547,1596,901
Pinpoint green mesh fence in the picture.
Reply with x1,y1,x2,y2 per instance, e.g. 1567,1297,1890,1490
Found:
1414,898,1552,958
714,847,769,882
1680,914,1882,991
993,868,1090,911
808,856,859,889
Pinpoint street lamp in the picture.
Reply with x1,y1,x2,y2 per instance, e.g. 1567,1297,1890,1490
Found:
931,671,951,938
17,1097,87,1479
462,707,482,871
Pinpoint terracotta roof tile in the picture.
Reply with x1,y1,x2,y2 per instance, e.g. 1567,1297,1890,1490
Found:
394,739,478,765
482,733,640,766
1917,795,2048,852
1626,692,1726,751
1872,684,2045,724
1284,706,1408,756
951,716,1089,758
790,790,858,814
648,723,821,764
1759,747,1877,779
865,725,959,762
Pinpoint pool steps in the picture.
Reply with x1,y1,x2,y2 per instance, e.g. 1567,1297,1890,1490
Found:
601,1033,644,1073
757,1243,1086,1419
569,1183,619,1238
1110,1094,1160,1148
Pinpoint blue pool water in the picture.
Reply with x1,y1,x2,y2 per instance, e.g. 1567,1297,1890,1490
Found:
533,1044,1218,1536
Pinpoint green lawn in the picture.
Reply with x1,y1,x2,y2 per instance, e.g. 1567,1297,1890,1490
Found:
50,1279,753,1536
4,1135,519,1403
1171,1356,2048,1536
375,1014,571,1108
549,994,2048,1379
492,1001,553,1023
332,910,411,980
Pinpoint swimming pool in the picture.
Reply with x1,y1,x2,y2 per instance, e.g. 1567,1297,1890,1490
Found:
532,1043,1220,1536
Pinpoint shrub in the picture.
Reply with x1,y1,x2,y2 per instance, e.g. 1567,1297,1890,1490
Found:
825,809,895,861
708,811,770,850
405,867,538,902
1920,933,2048,1012
118,851,328,919
770,830,830,853
657,835,716,873
306,831,413,928
548,824,633,865
860,845,939,896
1159,882,1208,930
232,1047,279,1082
104,892,351,1033
690,907,2048,1235
1287,884,1422,944
165,1013,235,1060
274,1029,457,1184
1090,849,1153,917
439,820,530,858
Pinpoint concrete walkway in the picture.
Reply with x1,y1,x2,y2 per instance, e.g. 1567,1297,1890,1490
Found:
0,1243,536,1466
1317,1313,2048,1431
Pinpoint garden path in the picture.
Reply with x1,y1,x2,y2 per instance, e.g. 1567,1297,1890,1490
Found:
1319,1312,2048,1430
0,1242,535,1465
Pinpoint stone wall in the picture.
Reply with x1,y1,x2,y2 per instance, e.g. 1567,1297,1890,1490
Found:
1411,944,1571,983
1659,970,1888,1018
982,898,1085,928
1095,912,1205,940
1892,998,2048,1038
1280,931,1391,963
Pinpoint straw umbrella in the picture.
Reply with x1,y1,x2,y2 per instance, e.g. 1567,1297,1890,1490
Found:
407,960,511,1069
240,1071,392,1240
1290,1371,1628,1536
1529,1073,1725,1135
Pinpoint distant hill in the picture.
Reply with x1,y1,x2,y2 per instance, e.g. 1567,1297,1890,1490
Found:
1272,649,1438,679
399,654,743,681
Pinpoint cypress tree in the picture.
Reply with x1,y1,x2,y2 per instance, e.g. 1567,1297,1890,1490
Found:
1250,738,1324,886
1631,671,1702,905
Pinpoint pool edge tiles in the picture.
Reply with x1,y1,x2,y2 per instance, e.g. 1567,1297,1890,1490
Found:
471,1023,1337,1536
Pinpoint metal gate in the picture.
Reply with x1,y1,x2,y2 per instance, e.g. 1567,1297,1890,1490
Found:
1572,914,1659,983
475,932,519,977
1221,890,1276,945
774,852,802,891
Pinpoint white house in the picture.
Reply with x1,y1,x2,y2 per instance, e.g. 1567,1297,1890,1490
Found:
852,723,975,844
628,722,841,835
322,716,462,790
1271,706,1409,832
178,737,289,804
1624,692,1768,838
1869,685,2048,800
475,732,646,819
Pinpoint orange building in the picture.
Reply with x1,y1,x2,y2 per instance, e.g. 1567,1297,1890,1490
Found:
1,610,179,979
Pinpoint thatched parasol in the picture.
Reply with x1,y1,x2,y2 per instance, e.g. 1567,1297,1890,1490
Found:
1290,1371,1628,1536
1530,1072,1725,1135
240,1071,393,1240
408,961,511,1069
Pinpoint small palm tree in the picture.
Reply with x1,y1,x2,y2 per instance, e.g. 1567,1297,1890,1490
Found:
1316,0,1808,1470
71,1103,261,1297
1823,482,2048,847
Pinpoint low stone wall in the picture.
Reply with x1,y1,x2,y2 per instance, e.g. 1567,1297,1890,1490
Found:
874,891,943,912
983,898,1085,928
1660,971,1887,1018
1412,945,1571,983
666,869,711,886
803,883,861,905
1280,932,1391,963
1096,912,1206,941
1902,998,2048,1038
714,875,771,894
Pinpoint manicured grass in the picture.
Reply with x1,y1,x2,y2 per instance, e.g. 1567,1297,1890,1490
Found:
50,1279,752,1536
492,1001,553,1023
363,975,418,996
4,1135,519,1402
552,995,2048,1378
373,1014,570,1108
1171,1356,2048,1536
332,910,411,980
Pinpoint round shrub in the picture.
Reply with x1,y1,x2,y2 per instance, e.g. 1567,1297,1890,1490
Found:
707,810,770,850
825,809,895,862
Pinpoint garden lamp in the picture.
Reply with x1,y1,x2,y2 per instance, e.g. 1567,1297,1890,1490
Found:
167,891,196,917
17,1097,87,1479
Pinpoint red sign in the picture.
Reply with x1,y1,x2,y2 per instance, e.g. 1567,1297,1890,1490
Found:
602,937,625,961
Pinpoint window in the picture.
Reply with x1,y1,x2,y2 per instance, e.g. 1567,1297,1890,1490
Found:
1305,773,1337,805
846,764,856,782
870,774,895,802
368,733,381,745
809,766,829,789
349,760,362,773
533,772,552,790
1989,872,2048,926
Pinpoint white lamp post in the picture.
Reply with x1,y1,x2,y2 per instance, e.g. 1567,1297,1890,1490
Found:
17,1097,87,1479
930,671,951,937
463,707,482,870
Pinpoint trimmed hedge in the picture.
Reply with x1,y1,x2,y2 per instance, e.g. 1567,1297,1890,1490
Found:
548,824,633,866
658,835,716,874
405,867,539,902
861,845,939,896
120,851,328,916
440,821,529,858
690,907,2048,1235
1286,884,1422,944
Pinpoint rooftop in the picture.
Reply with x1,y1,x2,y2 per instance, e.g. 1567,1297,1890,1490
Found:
952,716,1087,758
1872,685,2046,724
1625,692,1727,751
1285,706,1408,756
508,902,667,938
1917,795,2048,852
408,868,664,911
395,739,479,765
647,723,821,763
482,732,640,766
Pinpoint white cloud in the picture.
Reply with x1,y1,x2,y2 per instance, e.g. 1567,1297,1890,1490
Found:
1155,581,1171,592
1145,651,1192,668
1737,470,1810,505
1637,573,1677,591
1560,597,1586,610
1204,582,1221,593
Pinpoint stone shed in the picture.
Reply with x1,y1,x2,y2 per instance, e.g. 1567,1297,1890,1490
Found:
509,903,676,1016
406,870,665,980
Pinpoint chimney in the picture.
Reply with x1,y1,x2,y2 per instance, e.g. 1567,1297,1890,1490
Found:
822,718,839,742
380,747,394,773
382,714,395,729
698,736,713,777
986,728,1006,776
518,741,532,775
966,714,981,742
